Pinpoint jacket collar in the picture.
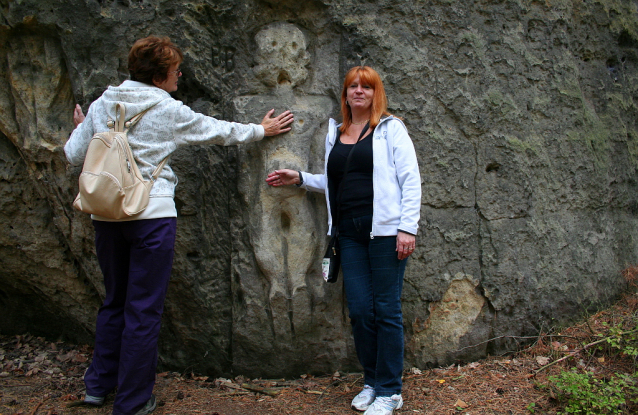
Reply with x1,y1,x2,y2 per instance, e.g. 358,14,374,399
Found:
328,115,397,145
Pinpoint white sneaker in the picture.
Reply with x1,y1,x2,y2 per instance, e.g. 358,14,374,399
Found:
363,394,403,415
351,385,376,411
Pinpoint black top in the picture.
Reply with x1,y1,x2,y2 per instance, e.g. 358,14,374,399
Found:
327,129,374,223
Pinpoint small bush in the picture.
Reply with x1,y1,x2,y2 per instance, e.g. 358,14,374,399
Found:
548,369,637,414
604,323,638,362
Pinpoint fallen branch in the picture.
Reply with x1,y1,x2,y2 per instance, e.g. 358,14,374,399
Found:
534,328,638,374
534,338,607,374
241,383,283,397
219,382,244,390
453,335,543,353
216,391,252,397
29,401,43,415
317,378,343,400
347,374,364,388
455,333,594,354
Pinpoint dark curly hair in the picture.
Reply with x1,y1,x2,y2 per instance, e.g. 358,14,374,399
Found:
128,36,183,86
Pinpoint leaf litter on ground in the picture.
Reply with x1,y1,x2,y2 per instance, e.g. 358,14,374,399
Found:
1,292,637,414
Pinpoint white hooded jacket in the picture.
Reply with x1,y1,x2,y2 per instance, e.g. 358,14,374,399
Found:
301,116,421,237
65,80,264,221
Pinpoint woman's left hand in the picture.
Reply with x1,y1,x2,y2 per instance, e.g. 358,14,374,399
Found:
266,169,300,186
396,231,416,260
73,104,85,127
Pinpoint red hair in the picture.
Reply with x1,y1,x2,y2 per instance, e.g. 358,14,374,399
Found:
128,36,183,86
340,66,391,133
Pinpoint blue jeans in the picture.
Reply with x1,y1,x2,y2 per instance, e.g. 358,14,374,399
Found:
338,214,406,396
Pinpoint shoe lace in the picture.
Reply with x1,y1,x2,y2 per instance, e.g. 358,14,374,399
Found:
372,396,397,411
354,385,375,404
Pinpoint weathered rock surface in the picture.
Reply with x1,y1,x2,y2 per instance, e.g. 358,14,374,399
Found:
1,0,638,377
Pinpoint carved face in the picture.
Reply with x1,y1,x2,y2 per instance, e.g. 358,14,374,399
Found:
253,23,310,88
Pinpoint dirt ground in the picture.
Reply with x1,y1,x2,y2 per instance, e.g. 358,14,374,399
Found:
2,294,637,415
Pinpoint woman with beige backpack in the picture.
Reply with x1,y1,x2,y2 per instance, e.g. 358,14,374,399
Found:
65,36,293,415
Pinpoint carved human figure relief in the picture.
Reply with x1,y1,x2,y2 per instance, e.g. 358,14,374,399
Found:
233,22,334,338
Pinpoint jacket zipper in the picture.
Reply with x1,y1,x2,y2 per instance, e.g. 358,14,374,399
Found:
370,128,379,240
328,118,390,241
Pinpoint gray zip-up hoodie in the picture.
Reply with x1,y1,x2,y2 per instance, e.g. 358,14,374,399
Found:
65,80,264,220
301,116,421,237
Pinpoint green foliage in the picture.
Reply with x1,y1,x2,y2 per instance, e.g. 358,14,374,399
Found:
543,297,638,414
604,323,638,360
548,370,636,414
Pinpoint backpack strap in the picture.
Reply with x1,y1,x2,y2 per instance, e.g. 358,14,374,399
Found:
106,103,127,132
106,102,160,132
124,105,155,131
150,157,169,182
128,101,167,182
105,101,168,182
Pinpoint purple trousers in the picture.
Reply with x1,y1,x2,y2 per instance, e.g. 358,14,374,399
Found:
85,218,177,415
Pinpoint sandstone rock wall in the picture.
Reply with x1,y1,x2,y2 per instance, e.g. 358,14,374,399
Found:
1,0,638,377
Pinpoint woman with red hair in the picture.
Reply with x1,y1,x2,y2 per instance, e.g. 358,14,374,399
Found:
266,66,421,415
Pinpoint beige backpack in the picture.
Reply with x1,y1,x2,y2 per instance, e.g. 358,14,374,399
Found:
72,102,167,219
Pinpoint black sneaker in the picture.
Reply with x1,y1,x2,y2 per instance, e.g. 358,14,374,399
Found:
65,394,105,408
83,394,105,406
